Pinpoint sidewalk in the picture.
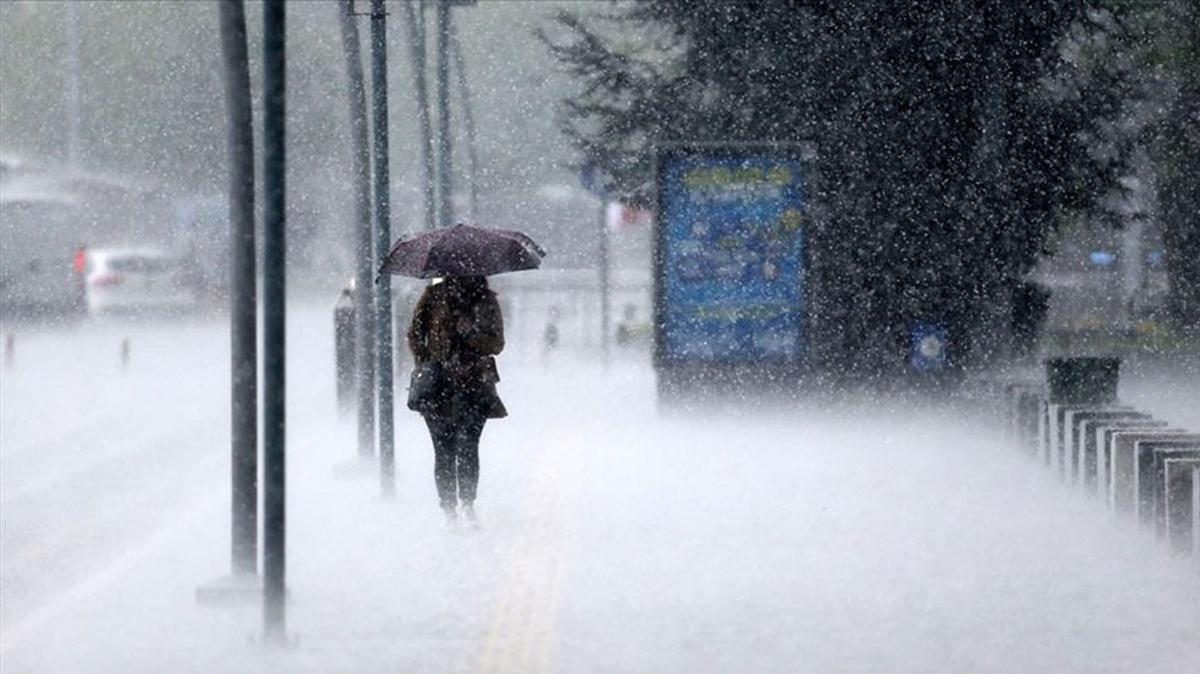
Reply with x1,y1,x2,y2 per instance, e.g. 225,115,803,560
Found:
3,358,1200,674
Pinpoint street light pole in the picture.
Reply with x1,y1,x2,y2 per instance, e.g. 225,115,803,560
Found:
401,0,436,231
216,0,258,580
448,18,479,223
599,201,610,366
339,0,376,460
64,1,82,167
371,0,396,498
434,0,453,227
261,0,288,642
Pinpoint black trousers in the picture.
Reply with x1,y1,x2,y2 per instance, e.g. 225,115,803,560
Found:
425,410,486,509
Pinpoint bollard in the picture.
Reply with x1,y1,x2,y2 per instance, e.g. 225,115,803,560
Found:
1111,433,1200,517
333,288,356,415
1002,381,1042,454
1163,458,1200,555
4,333,13,369
1044,357,1121,480
1037,395,1051,466
1109,430,1190,512
1079,413,1153,490
1001,381,1024,444
1016,387,1045,455
120,338,131,371
1046,404,1100,476
1064,408,1139,486
1141,439,1200,530
1093,419,1168,498
1193,466,1199,561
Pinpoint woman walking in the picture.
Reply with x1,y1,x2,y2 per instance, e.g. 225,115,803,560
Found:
407,275,506,526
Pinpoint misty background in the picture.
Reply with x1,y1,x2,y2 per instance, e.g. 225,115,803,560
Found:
2,3,1200,673
3,0,1196,375
0,0,637,288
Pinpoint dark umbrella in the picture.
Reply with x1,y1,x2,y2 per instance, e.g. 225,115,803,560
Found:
378,223,546,279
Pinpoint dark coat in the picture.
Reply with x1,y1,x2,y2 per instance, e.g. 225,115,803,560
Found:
407,280,507,419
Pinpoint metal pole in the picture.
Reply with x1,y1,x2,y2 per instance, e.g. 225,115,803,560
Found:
339,0,376,459
261,0,287,642
401,0,436,231
371,0,396,498
599,200,610,366
448,19,478,223
434,0,453,227
217,0,258,580
64,1,81,166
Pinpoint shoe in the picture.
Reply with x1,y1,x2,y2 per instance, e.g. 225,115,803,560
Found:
442,506,458,529
461,502,479,528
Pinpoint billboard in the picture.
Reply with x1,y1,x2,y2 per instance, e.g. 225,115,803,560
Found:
655,145,809,366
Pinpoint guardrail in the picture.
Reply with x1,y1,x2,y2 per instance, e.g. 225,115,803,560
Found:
984,358,1200,565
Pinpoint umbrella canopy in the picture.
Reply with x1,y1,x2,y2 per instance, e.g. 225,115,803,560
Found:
378,223,546,279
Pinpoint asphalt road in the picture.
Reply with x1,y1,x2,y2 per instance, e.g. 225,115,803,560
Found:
2,307,1198,673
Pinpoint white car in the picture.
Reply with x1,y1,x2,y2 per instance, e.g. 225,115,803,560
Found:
83,247,197,316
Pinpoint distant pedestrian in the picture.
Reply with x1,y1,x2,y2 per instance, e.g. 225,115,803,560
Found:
615,303,638,347
543,305,561,362
407,275,506,527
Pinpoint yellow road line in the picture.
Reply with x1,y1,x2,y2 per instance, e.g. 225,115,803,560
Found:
476,430,581,674
478,534,523,673
537,471,577,674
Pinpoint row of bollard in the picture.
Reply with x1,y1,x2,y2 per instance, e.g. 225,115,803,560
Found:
2,333,132,372
994,357,1200,566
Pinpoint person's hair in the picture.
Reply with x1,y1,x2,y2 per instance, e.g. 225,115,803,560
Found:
443,275,489,304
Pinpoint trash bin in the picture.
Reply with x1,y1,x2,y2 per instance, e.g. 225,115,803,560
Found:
1046,356,1120,405
334,287,356,415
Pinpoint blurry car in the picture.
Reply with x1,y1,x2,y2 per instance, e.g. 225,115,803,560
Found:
0,194,87,320
83,247,198,316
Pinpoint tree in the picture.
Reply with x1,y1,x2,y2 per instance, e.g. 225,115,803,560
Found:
1059,0,1200,336
1151,0,1200,335
545,1,1102,375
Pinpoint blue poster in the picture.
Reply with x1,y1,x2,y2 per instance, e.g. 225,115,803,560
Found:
659,152,807,363
908,323,948,372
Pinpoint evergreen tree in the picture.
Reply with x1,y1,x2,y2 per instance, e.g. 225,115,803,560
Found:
545,1,1113,374
1150,0,1200,335
1056,0,1200,336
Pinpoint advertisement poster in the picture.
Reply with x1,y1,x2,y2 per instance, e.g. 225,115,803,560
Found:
657,148,808,364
